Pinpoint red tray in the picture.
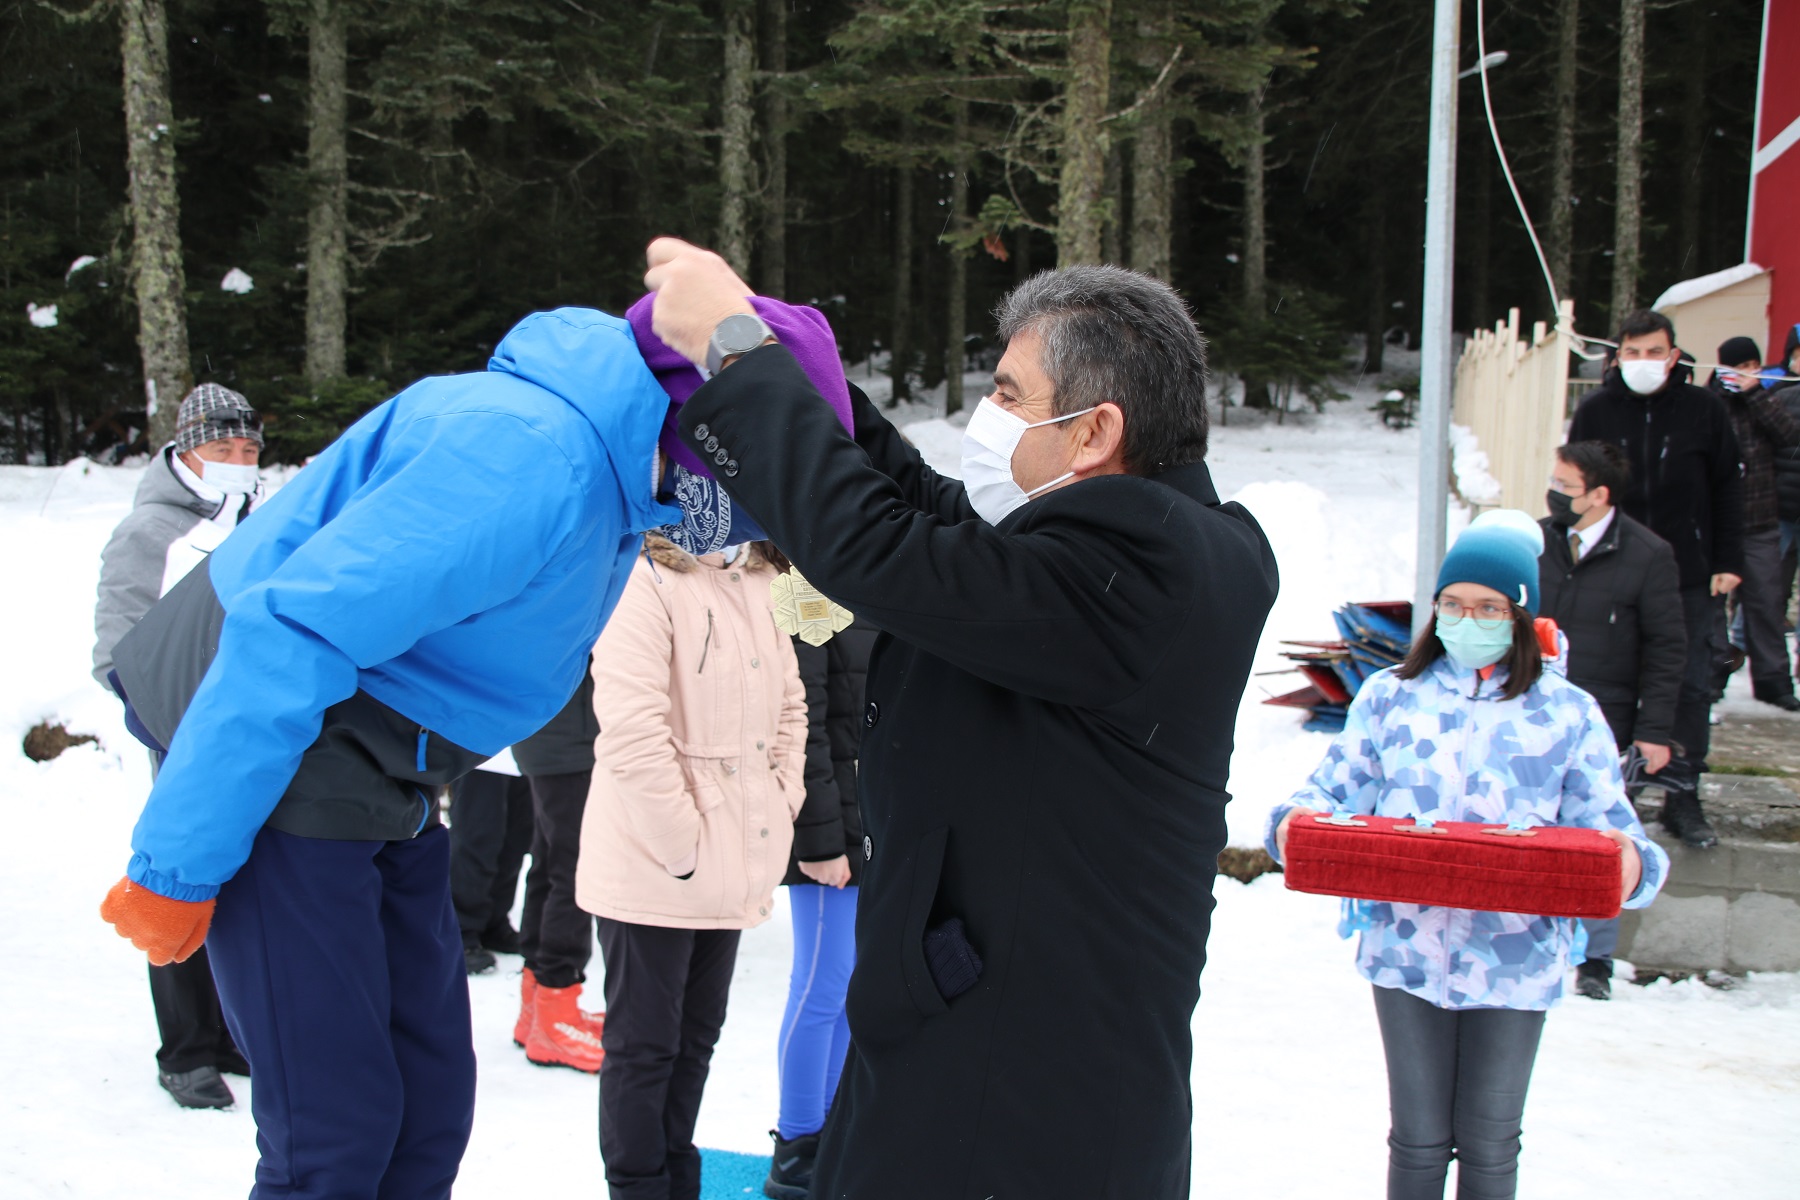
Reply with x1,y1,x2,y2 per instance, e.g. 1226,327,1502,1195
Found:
1284,813,1622,920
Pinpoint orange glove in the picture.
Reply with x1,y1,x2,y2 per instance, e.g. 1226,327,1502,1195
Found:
100,877,214,966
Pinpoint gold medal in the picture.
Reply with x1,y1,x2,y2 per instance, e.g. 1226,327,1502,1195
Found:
771,569,855,646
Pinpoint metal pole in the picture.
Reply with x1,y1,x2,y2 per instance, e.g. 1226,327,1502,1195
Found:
1415,0,1461,633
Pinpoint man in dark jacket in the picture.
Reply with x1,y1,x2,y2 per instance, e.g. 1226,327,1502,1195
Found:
645,240,1279,1200
1568,309,1746,848
1765,324,1800,672
1706,335,1800,709
1538,441,1685,997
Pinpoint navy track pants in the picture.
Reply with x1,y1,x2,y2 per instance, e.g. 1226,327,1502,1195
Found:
207,826,476,1199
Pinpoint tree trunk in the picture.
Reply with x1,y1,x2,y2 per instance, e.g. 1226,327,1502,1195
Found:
1363,186,1387,374
945,97,971,417
1101,141,1123,265
889,165,914,406
718,0,756,277
120,0,190,446
759,0,788,296
1610,0,1645,321
1242,86,1270,409
1128,0,1174,281
304,0,349,383
1547,0,1579,300
1056,0,1113,266
1675,0,1708,278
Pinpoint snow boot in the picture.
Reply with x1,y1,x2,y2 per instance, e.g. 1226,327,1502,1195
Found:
480,921,523,955
513,968,538,1048
1660,790,1720,850
159,1065,235,1110
525,983,605,1073
464,944,497,975
764,1129,820,1200
1574,958,1612,1001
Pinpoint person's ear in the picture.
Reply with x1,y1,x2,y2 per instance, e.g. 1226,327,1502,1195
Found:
1070,402,1126,475
1591,484,1610,509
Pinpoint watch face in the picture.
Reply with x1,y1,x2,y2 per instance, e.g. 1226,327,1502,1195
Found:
717,313,768,355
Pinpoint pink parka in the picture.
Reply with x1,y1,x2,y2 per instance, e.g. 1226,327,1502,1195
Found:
576,536,807,930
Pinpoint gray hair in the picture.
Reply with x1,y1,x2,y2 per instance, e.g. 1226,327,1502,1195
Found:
993,265,1209,474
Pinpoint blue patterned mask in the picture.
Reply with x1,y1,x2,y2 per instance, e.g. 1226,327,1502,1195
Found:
653,463,768,556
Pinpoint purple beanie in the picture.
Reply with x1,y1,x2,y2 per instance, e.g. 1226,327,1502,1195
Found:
626,293,853,478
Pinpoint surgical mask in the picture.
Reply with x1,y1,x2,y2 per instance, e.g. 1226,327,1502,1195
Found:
1437,613,1514,671
1544,489,1582,528
959,397,1097,526
653,462,768,556
200,460,260,496
1619,358,1671,395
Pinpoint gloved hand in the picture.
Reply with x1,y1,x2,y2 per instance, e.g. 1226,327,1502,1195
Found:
100,877,214,965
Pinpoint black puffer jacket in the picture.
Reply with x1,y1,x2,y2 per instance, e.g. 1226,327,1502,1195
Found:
1705,375,1800,532
1567,362,1746,587
783,617,878,886
1537,512,1686,747
1773,385,1800,524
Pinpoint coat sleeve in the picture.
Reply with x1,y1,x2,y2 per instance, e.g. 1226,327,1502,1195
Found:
1631,536,1686,746
1749,389,1800,449
1553,690,1669,908
126,411,588,901
1710,407,1747,577
788,637,846,861
677,347,1215,711
1263,677,1393,861
772,627,809,822
846,384,977,524
92,508,184,690
591,563,703,869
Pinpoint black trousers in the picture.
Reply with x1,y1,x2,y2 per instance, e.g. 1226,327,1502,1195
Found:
448,771,534,946
148,946,238,1073
1732,528,1794,698
1373,986,1547,1200
520,769,596,988
596,919,742,1200
1665,585,1723,798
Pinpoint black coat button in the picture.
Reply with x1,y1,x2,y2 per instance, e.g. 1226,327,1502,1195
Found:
724,461,740,477
704,435,720,453
863,835,873,862
713,448,730,466
864,701,879,728
694,423,710,440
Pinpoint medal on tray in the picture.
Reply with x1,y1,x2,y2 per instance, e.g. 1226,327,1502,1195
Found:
771,569,854,646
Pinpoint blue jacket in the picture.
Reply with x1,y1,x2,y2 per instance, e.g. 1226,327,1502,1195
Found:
1264,656,1669,1010
128,309,681,901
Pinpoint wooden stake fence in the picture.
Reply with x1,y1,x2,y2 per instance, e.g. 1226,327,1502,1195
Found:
1451,300,1575,518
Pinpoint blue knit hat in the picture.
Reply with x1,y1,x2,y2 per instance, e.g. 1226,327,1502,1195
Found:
1435,510,1543,614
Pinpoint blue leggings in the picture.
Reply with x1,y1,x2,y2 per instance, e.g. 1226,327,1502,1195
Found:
776,884,858,1139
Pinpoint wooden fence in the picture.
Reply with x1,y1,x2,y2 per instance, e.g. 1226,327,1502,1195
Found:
1450,299,1575,518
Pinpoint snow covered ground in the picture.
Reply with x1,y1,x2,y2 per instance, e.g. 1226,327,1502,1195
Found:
2,395,1796,1198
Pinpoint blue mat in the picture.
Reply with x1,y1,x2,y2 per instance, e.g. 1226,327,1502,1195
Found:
698,1148,769,1198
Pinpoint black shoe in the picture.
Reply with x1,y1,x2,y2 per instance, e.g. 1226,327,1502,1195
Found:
464,944,497,975
1755,692,1800,712
1574,958,1612,1001
764,1129,820,1200
158,1066,235,1110
479,922,522,955
1661,791,1720,850
216,1049,251,1077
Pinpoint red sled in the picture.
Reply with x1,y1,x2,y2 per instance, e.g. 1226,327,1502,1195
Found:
1284,814,1623,920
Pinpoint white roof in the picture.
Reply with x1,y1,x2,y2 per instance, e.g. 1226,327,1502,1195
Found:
1652,262,1767,310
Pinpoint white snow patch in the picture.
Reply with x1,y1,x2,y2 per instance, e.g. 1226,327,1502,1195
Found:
1652,261,1766,310
220,267,254,295
65,255,98,281
26,302,58,328
257,93,272,103
1450,422,1504,506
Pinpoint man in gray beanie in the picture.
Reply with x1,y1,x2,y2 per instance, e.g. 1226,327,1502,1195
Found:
92,383,265,1109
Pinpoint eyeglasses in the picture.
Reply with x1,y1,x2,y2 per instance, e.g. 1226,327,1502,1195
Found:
1546,477,1589,496
1435,598,1513,629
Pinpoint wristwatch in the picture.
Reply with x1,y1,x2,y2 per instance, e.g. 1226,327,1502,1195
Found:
705,312,776,375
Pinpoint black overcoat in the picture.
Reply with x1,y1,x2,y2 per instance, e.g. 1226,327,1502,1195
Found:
783,616,876,887
678,347,1279,1199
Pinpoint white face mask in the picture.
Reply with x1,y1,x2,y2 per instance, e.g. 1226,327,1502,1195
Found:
1619,357,1671,395
200,459,260,496
959,396,1096,526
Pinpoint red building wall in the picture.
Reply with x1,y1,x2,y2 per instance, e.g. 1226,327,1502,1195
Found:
1750,1,1800,359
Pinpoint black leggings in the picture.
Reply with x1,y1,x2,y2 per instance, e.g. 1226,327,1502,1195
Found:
1372,985,1547,1200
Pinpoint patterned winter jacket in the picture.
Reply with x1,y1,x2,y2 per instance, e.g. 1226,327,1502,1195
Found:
1264,655,1669,1011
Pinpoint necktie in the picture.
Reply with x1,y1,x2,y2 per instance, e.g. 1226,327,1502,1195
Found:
1569,530,1582,562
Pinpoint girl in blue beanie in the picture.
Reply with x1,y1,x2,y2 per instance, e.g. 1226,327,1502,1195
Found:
1265,510,1668,1200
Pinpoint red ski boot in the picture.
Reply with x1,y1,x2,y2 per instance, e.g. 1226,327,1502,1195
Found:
525,983,605,1073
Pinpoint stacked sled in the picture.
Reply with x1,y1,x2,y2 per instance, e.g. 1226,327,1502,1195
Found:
1264,601,1412,733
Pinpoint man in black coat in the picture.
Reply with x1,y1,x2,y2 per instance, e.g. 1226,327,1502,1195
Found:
1538,441,1685,997
1567,309,1746,848
644,240,1278,1199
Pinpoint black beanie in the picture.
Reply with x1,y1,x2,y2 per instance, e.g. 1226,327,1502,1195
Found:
1718,335,1762,368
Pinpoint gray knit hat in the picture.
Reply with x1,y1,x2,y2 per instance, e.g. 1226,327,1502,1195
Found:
174,383,263,452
